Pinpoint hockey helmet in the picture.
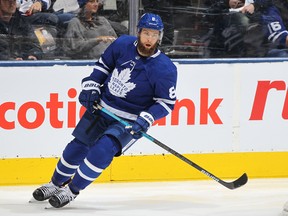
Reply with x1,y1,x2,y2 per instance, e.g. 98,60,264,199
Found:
137,13,164,43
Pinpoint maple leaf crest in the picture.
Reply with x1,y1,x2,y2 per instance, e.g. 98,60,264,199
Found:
108,68,136,98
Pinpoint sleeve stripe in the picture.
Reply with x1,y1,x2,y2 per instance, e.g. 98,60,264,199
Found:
157,100,172,113
272,31,288,43
98,57,110,70
153,97,176,105
94,65,110,76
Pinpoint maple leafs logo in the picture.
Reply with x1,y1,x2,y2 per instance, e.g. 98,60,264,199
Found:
108,68,136,98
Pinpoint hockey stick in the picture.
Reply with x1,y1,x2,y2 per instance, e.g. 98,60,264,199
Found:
94,104,248,190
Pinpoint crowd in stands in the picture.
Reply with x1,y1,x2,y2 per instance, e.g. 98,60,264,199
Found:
0,0,127,60
202,0,288,58
1,0,288,60
0,0,42,60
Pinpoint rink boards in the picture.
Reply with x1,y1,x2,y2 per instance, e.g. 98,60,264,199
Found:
0,59,288,185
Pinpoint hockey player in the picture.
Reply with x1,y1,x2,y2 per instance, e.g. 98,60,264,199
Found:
31,12,177,208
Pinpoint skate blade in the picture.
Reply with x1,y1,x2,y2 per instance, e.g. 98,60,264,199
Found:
44,203,54,209
28,197,40,203
44,201,73,209
28,197,48,204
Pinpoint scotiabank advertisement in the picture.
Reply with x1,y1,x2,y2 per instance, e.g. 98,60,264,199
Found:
1,61,288,158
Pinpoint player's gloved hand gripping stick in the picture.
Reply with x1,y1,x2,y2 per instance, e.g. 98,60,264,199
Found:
126,112,152,139
79,77,101,114
93,103,248,190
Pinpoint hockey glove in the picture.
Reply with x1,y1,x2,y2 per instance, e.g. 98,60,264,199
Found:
78,77,101,113
127,112,154,139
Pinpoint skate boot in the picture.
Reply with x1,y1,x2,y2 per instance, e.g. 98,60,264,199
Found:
32,182,60,201
48,186,78,208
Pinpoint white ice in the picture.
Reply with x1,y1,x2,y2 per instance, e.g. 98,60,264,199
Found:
0,178,287,216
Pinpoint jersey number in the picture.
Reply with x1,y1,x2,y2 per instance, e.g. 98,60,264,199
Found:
169,86,176,99
269,22,282,32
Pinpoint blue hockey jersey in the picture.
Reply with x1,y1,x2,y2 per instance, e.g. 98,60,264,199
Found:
88,35,178,122
254,0,288,47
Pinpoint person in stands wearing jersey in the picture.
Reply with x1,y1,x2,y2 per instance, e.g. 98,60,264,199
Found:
31,12,178,208
240,0,288,57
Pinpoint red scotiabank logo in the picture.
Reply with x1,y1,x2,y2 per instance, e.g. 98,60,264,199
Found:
0,88,224,130
2,80,281,130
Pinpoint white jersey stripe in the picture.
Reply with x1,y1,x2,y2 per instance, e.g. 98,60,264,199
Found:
151,50,161,58
84,158,103,173
272,31,288,43
94,65,110,76
157,100,172,113
100,99,138,120
153,97,176,105
98,57,110,70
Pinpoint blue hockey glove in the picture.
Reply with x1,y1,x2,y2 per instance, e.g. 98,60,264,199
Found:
127,112,154,139
78,77,101,113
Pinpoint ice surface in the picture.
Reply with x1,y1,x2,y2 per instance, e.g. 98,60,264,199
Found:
0,178,287,216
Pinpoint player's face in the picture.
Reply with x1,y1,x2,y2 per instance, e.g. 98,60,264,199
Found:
0,0,17,15
137,28,160,57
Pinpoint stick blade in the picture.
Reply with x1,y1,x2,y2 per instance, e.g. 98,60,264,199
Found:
224,173,248,190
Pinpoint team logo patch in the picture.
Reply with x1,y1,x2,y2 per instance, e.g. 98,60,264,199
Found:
108,68,136,98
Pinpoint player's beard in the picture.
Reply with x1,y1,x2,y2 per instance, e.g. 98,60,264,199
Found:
137,38,158,57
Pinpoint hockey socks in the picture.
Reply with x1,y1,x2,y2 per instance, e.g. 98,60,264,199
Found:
69,135,120,191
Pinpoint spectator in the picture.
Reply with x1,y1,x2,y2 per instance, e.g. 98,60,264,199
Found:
16,0,63,58
50,0,127,37
240,0,288,57
62,0,117,59
204,0,250,58
0,0,42,60
17,0,58,26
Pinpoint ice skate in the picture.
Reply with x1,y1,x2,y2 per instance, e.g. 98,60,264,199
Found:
48,186,78,208
32,182,60,201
